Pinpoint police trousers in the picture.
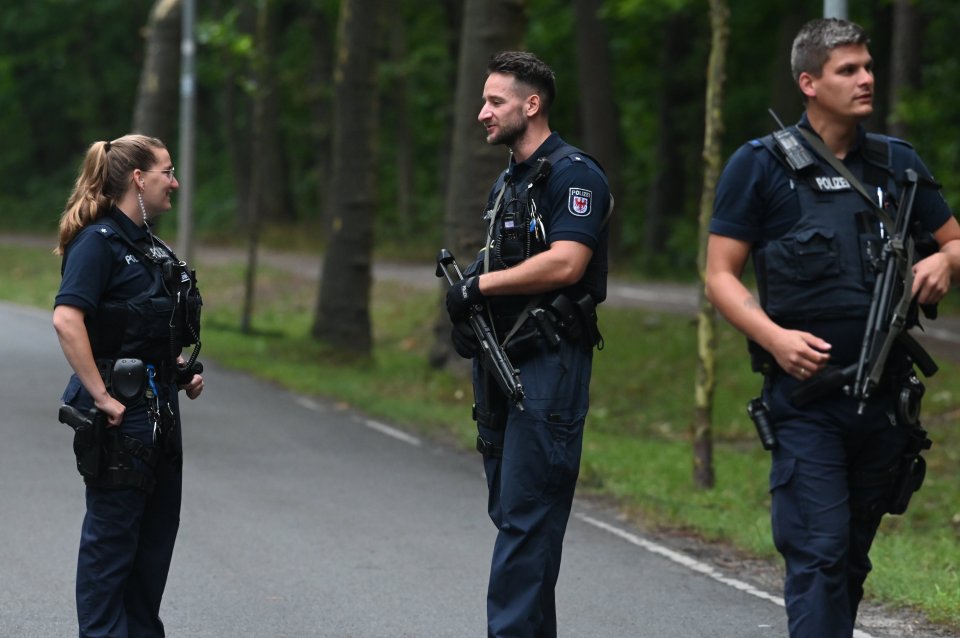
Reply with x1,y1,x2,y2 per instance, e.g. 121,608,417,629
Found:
63,375,183,638
473,338,592,638
764,374,912,638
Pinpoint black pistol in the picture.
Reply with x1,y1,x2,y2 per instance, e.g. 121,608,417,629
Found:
58,404,105,478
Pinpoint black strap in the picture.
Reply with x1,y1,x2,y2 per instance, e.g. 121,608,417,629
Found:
96,215,172,270
476,435,503,458
862,134,891,190
794,127,896,234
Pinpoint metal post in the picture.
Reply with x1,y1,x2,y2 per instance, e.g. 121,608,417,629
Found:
824,0,848,19
177,0,196,264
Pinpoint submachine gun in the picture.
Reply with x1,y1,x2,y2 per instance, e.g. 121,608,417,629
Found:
436,248,525,411
791,168,940,412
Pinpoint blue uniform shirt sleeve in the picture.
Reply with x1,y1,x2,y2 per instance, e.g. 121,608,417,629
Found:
711,142,770,243
542,157,609,250
889,139,953,233
55,228,115,316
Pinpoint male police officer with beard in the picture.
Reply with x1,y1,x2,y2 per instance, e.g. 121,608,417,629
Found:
706,19,960,638
445,51,610,638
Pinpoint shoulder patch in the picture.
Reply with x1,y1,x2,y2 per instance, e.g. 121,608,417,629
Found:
568,188,593,217
749,138,764,148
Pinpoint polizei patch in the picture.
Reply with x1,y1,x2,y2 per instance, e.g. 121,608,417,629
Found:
568,188,592,216
813,176,851,191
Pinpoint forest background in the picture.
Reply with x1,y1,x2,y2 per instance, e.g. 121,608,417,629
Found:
2,0,960,630
5,0,960,274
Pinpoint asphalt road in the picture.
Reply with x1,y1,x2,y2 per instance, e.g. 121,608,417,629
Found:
0,300,953,637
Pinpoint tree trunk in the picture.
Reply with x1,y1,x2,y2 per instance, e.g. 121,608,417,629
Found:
693,0,730,490
428,0,526,368
389,5,414,235
572,0,623,265
643,12,696,266
303,7,334,228
436,0,466,200
219,2,255,227
311,0,381,355
256,0,295,223
887,0,921,139
770,7,807,125
240,0,271,335
132,0,181,142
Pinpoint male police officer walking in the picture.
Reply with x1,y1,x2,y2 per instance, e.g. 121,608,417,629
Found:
706,19,960,638
445,51,610,638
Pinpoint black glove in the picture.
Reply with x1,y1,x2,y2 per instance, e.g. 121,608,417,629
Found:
451,321,480,359
445,275,483,322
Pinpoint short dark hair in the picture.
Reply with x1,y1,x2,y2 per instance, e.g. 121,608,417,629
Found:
487,51,556,115
791,18,869,82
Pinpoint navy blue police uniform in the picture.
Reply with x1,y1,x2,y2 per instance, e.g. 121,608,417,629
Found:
469,132,609,638
711,114,951,637
56,207,201,638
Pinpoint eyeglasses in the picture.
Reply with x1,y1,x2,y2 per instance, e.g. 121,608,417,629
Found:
142,167,176,181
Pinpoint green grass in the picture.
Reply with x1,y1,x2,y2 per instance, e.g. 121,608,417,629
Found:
6,240,960,629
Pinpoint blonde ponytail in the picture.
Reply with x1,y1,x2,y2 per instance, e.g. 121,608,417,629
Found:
55,134,166,255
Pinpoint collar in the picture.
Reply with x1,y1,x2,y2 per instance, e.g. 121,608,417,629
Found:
505,131,563,181
108,206,150,242
797,112,867,158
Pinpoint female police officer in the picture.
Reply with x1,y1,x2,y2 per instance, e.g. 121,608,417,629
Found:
53,134,204,638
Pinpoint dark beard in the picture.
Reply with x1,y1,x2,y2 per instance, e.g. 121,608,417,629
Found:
490,118,527,148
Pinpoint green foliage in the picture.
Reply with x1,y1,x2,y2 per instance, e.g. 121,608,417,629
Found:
2,1,960,265
0,0,153,227
891,0,960,214
0,243,62,307
375,2,459,245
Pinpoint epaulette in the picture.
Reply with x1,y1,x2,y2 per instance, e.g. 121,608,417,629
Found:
886,135,914,149
863,133,892,167
89,223,119,239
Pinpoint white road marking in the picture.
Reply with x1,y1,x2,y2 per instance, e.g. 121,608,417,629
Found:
362,419,421,447
575,513,879,638
295,396,421,447
295,396,325,412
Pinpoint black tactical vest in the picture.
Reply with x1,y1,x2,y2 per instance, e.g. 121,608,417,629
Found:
85,219,202,365
485,146,577,272
483,141,607,326
754,130,896,321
